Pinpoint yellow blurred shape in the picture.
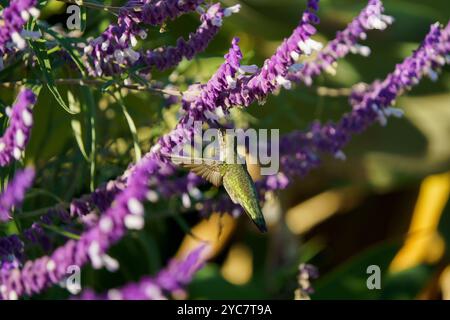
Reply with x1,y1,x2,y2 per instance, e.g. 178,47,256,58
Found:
221,243,253,286
285,187,363,235
40,0,66,19
176,213,237,260
390,172,450,272
439,265,450,300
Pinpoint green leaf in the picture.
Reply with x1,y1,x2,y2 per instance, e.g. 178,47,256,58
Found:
81,87,97,191
113,93,142,161
28,40,79,114
80,6,87,32
69,91,90,161
40,223,81,240
39,24,86,76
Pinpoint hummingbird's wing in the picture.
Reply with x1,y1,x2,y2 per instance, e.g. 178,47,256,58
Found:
169,154,224,187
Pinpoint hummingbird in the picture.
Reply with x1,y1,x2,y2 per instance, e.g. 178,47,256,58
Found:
168,129,267,233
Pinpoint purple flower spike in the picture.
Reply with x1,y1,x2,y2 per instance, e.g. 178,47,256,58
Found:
0,89,36,167
288,0,393,85
76,245,208,300
181,0,321,114
83,0,239,77
84,0,205,76
264,22,450,191
0,0,39,58
141,3,234,74
0,168,35,222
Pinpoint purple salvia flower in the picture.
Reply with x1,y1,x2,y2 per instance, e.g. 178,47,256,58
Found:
0,89,36,166
125,0,205,26
76,245,207,300
182,0,320,115
262,22,450,190
0,0,39,59
0,168,34,222
295,263,319,300
0,153,159,299
288,0,393,85
84,0,220,77
0,235,24,271
140,3,234,74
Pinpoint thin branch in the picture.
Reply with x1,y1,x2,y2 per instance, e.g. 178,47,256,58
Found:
0,78,183,97
56,0,120,12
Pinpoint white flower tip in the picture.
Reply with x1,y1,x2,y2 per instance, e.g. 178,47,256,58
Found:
368,15,388,30
381,14,394,25
127,198,144,215
101,41,109,51
182,193,191,208
215,107,226,118
298,39,322,56
334,151,346,161
13,147,22,160
46,260,56,272
130,35,138,47
88,242,103,269
5,106,12,118
226,75,237,89
11,32,26,50
238,64,259,74
144,284,165,299
384,107,404,118
84,45,93,55
15,129,25,147
124,214,145,230
290,51,300,61
146,190,159,203
224,4,241,17
351,45,371,57
8,291,18,301
324,64,337,76
276,76,292,90
108,289,123,300
211,17,223,27
102,254,120,272
29,8,40,19
139,30,147,40
99,217,114,233
21,10,30,21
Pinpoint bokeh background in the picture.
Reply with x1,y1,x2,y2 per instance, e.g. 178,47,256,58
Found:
1,0,449,299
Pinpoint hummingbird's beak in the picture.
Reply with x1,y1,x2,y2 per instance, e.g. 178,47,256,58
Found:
252,217,268,233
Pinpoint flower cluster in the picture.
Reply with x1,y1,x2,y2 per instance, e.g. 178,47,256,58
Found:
77,244,207,300
0,0,39,60
0,168,34,222
0,235,24,273
268,22,450,190
83,0,240,77
141,3,239,73
83,0,203,76
182,0,321,118
294,263,319,300
0,89,36,167
288,0,393,85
